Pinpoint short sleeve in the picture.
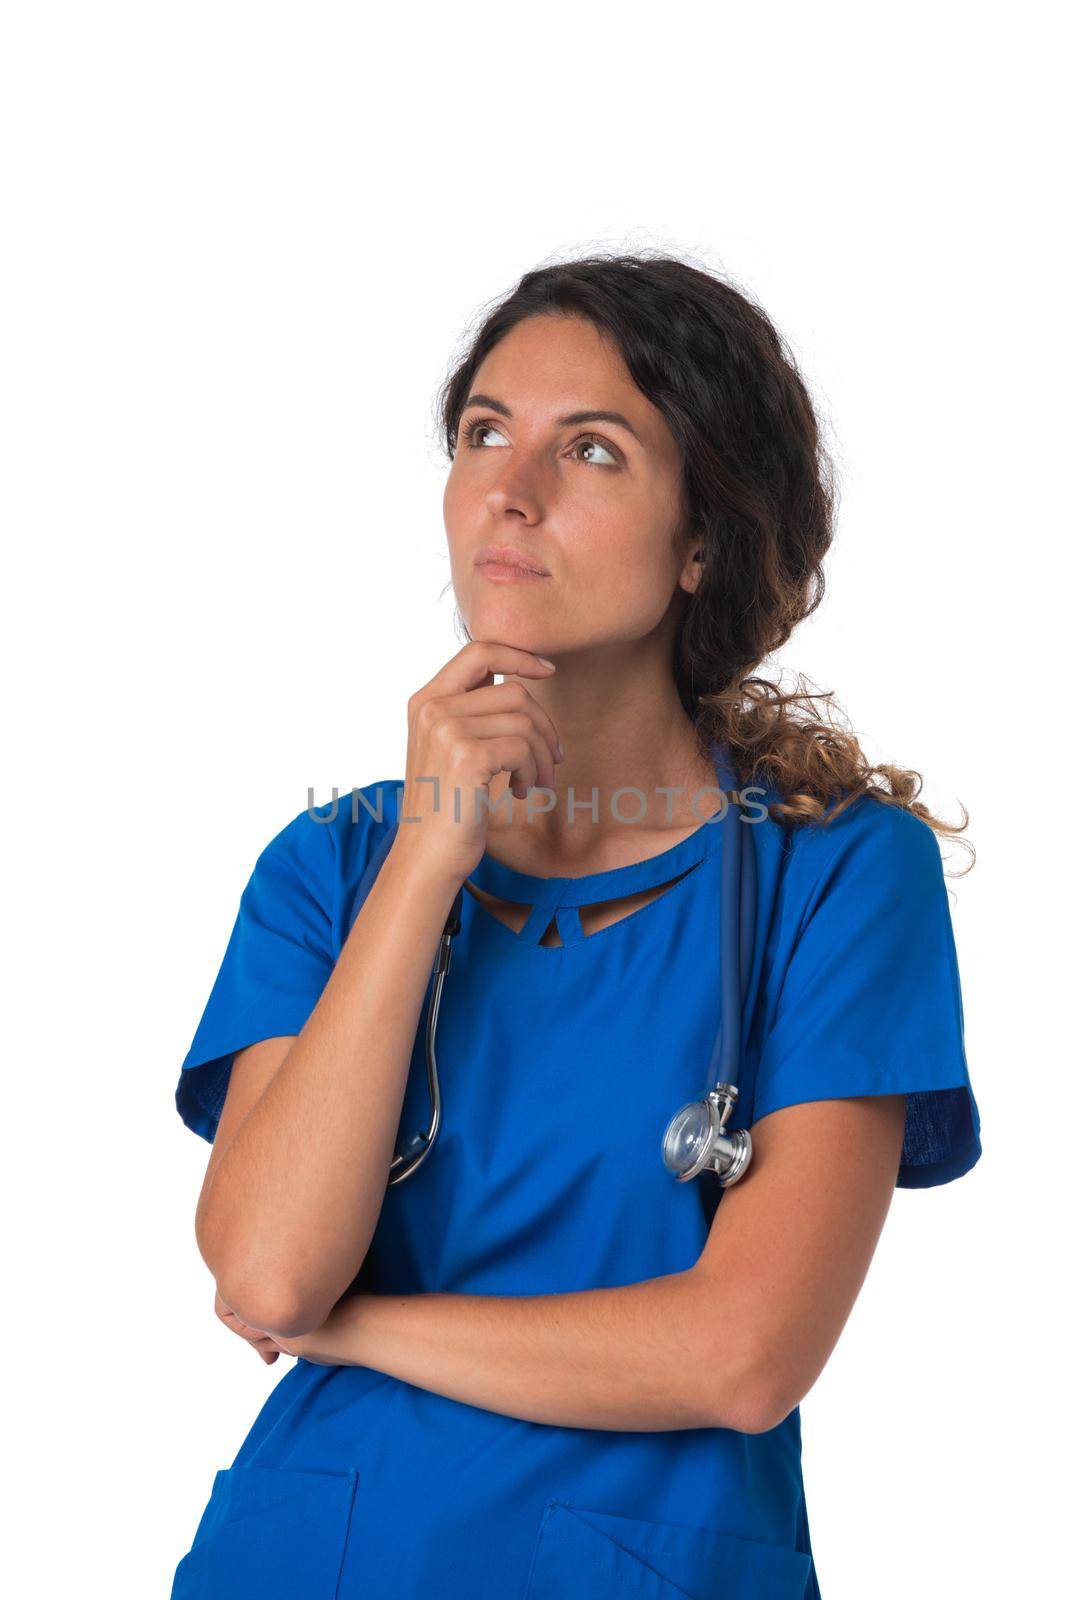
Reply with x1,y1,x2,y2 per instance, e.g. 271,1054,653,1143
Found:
175,805,339,1144
751,803,982,1189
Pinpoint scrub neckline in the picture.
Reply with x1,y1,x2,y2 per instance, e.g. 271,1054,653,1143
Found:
463,808,726,950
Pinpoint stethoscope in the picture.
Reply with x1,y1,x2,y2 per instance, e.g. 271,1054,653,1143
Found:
351,742,756,1190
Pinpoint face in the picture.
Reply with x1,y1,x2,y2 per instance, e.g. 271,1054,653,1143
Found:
443,313,702,659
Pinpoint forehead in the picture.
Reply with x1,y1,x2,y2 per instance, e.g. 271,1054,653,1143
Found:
469,314,674,456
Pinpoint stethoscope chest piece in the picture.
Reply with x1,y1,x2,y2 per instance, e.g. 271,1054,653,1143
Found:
661,1083,753,1186
374,739,756,1189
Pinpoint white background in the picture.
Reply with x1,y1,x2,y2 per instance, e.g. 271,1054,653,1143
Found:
4,3,1061,1595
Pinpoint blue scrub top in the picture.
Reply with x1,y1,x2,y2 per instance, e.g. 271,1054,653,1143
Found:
171,775,982,1600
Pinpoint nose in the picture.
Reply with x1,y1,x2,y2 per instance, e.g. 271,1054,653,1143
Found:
482,446,551,523
484,486,543,528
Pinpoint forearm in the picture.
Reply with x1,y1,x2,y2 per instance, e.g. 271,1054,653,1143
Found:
200,839,464,1333
308,1271,755,1433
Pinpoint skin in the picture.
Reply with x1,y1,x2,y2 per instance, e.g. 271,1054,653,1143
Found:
268,1094,905,1437
216,312,907,1434
442,311,720,866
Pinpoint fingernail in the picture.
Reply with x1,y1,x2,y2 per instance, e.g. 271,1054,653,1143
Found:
556,742,564,760
536,655,555,668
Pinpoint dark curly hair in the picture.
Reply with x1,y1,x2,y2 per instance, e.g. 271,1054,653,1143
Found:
434,250,972,872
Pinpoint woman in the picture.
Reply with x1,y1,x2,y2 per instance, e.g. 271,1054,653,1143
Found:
170,254,982,1600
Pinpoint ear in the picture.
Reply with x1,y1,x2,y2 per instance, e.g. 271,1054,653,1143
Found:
678,537,705,597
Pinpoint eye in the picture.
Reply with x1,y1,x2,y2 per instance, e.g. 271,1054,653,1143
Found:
459,416,621,468
460,418,508,448
571,436,619,467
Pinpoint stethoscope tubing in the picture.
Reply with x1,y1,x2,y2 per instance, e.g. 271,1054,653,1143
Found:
382,740,755,1187
709,741,757,1095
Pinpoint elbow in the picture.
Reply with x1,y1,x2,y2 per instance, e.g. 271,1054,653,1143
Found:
217,1247,366,1337
704,1350,802,1437
730,1388,796,1436
197,1216,343,1339
216,1273,327,1341
202,1228,332,1338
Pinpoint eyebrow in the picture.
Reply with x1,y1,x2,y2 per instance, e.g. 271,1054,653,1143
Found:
462,392,644,446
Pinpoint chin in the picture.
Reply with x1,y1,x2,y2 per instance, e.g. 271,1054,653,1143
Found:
464,600,551,647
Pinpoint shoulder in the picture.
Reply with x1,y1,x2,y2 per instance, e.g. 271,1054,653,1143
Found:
789,791,941,881
752,779,945,933
258,777,406,890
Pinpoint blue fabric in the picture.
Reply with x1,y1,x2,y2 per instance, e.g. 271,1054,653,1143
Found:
175,790,381,1144
172,776,982,1598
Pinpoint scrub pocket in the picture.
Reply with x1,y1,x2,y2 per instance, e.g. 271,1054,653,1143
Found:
169,1462,359,1600
522,1498,813,1600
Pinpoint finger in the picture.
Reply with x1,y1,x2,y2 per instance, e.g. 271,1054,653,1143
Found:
249,1330,283,1359
460,713,560,798
475,734,547,800
426,682,564,763
222,1309,280,1351
416,641,556,705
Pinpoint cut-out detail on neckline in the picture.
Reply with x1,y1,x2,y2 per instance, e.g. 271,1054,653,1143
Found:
464,861,705,948
463,811,725,950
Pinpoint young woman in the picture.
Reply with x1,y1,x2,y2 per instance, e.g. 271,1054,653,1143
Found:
170,254,982,1600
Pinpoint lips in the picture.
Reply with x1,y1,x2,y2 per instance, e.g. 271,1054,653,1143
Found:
474,544,550,576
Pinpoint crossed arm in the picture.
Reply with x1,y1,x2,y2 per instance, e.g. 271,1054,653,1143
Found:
263,1095,907,1436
